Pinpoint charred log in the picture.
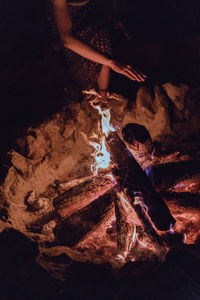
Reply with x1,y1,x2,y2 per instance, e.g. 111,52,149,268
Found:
27,211,58,234
53,176,113,219
132,196,165,249
54,190,115,247
107,131,175,231
171,172,200,194
114,194,135,255
114,188,164,251
152,160,200,191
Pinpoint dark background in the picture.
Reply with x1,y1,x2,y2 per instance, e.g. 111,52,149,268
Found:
1,0,200,51
1,0,200,54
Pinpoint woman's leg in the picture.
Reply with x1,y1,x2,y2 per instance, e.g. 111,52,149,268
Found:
97,65,111,98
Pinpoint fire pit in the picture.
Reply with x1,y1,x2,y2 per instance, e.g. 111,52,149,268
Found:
0,84,200,281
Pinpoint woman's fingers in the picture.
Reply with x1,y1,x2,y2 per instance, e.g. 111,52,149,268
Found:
124,66,146,82
109,60,147,82
123,71,138,82
126,69,143,82
126,65,147,81
127,65,146,76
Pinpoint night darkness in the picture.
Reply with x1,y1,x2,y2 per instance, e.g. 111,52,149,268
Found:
0,1,200,299
1,0,200,144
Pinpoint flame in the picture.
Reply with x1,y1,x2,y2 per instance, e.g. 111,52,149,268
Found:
89,98,140,258
117,191,130,213
90,100,115,137
174,183,186,188
89,99,115,175
136,236,147,248
106,173,117,184
130,225,137,251
107,174,130,212
90,136,111,176
134,194,149,213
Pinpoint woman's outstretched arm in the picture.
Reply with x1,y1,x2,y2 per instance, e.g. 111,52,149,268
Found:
51,0,112,65
51,0,146,82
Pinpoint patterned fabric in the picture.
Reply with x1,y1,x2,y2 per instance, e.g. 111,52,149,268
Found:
46,0,112,90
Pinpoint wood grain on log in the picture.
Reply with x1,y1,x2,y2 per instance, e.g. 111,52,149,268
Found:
54,176,113,219
54,189,115,246
114,194,135,255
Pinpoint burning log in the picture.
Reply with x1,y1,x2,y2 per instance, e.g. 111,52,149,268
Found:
54,189,115,246
53,176,113,219
131,194,165,249
113,183,164,252
86,102,171,252
107,131,176,231
114,193,135,255
58,175,97,191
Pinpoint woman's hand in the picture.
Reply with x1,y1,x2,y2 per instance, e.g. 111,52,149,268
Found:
108,60,147,82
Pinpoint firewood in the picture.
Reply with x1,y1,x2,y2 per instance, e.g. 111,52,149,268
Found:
114,188,164,252
54,189,115,246
59,175,99,191
54,176,113,219
114,193,135,255
107,131,175,231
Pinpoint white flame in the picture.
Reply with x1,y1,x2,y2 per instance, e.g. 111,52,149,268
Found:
90,136,111,176
90,99,115,136
89,98,115,175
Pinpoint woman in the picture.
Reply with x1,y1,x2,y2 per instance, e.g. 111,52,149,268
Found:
47,0,146,98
